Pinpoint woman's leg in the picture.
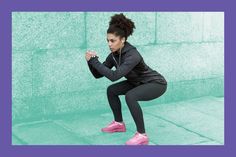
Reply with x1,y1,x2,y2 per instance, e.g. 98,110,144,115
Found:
125,83,167,133
107,80,135,122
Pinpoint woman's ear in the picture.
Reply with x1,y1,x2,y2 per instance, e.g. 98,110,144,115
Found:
122,37,125,43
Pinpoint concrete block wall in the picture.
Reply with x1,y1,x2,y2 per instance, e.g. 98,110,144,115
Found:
12,12,224,123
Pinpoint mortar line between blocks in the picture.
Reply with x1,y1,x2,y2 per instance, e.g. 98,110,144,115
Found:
53,120,91,145
144,111,223,144
12,133,28,145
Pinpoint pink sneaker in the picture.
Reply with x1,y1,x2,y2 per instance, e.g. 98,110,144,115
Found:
101,120,126,133
125,132,149,145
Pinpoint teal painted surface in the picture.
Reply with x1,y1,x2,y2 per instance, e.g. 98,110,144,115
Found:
156,12,203,43
12,96,224,145
12,12,224,145
12,12,85,50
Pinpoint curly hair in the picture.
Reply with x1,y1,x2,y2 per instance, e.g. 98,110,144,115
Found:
107,13,135,40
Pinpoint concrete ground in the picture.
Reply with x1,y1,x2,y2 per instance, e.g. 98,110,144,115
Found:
12,96,224,145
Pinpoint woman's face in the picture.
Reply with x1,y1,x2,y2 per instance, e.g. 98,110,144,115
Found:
107,33,125,53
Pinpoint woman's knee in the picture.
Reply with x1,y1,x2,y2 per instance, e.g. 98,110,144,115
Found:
125,92,136,103
107,84,116,95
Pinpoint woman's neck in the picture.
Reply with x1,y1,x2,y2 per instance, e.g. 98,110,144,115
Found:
119,43,125,54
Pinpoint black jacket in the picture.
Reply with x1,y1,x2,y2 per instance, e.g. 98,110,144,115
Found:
87,42,167,86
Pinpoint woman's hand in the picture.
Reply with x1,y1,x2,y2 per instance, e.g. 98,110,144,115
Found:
85,50,97,61
85,52,92,61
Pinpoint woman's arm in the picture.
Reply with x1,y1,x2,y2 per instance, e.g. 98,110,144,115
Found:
87,53,114,79
88,52,140,82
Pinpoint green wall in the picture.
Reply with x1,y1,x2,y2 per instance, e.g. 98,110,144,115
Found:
12,12,224,123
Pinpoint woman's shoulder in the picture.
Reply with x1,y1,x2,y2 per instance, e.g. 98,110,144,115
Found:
126,44,141,56
125,48,142,62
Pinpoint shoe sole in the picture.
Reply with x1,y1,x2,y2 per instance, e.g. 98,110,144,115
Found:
102,128,126,133
125,141,149,145
139,141,149,145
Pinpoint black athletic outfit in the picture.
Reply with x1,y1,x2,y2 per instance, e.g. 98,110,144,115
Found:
87,42,167,133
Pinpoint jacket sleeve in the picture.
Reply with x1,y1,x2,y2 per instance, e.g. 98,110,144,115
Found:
88,52,140,82
87,54,114,79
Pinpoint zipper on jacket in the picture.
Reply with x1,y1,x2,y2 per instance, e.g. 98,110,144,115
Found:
112,52,121,67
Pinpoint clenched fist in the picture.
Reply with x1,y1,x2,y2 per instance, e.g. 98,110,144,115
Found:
85,50,97,61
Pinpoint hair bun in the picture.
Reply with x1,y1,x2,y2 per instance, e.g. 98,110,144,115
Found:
109,13,135,38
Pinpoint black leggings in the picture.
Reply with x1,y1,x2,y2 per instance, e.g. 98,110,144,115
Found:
107,80,167,133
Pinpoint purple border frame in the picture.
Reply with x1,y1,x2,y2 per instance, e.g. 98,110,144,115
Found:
1,0,235,157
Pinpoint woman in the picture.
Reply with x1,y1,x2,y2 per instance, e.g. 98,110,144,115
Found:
85,13,167,145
